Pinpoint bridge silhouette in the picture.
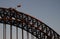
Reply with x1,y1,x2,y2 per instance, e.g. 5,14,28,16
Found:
0,7,60,39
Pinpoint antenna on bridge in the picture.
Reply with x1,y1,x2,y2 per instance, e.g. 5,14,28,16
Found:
15,4,21,9
16,4,21,8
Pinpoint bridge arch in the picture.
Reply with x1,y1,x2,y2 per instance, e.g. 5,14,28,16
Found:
0,7,60,39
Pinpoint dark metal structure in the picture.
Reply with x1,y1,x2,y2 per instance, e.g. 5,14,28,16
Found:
0,7,60,39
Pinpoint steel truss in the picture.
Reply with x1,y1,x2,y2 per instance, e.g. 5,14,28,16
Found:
0,7,60,39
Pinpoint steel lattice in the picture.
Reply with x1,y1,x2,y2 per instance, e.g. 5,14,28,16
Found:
0,7,60,39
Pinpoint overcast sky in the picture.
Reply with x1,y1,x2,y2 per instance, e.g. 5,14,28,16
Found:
0,0,60,38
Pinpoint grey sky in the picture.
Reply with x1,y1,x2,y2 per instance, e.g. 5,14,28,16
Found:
0,0,60,37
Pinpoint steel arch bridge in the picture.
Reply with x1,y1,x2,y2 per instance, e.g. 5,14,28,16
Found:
0,7,60,39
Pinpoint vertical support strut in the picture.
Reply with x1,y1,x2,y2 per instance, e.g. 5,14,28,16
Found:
10,11,12,39
22,28,24,39
3,24,6,39
27,32,29,39
10,17,12,39
3,14,6,39
22,13,24,39
16,27,18,39
10,25,12,39
21,21,24,39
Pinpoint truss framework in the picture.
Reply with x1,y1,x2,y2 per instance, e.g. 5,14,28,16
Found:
0,7,60,39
